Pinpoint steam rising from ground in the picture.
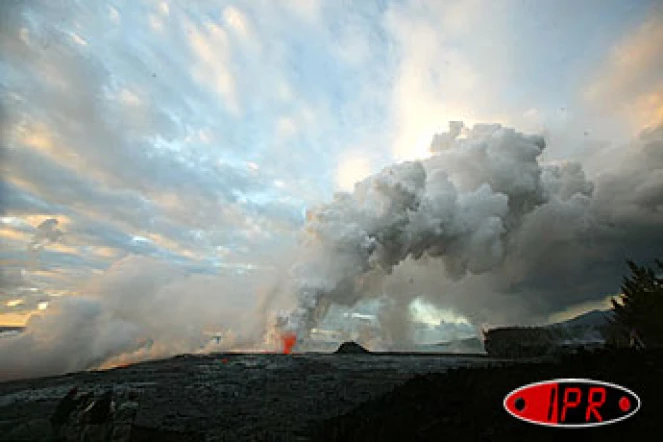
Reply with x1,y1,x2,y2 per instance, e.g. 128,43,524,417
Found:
2,122,662,380
285,122,663,343
0,256,293,381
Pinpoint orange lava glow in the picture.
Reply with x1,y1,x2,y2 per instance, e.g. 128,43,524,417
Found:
281,333,297,354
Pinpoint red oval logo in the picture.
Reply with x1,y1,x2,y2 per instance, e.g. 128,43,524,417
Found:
504,378,640,427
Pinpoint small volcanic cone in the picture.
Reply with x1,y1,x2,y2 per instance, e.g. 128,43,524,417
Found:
281,333,297,354
334,341,369,354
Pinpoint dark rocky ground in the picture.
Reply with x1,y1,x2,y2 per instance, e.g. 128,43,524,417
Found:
0,351,496,441
314,348,663,441
0,348,658,441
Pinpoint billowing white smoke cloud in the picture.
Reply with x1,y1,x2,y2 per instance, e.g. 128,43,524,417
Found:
285,122,663,344
0,255,292,381
2,122,660,380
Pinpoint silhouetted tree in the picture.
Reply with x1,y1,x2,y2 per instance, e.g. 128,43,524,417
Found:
608,259,663,348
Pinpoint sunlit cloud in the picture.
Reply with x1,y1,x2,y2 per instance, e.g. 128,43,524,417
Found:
0,312,32,327
17,123,56,153
384,1,507,161
410,298,472,326
0,0,661,377
158,2,170,17
108,5,121,24
5,300,24,308
0,227,33,244
336,154,373,192
117,88,143,107
70,32,88,46
584,11,663,132
276,117,298,140
223,5,251,39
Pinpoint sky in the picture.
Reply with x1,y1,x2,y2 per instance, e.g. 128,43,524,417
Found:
1,0,662,357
